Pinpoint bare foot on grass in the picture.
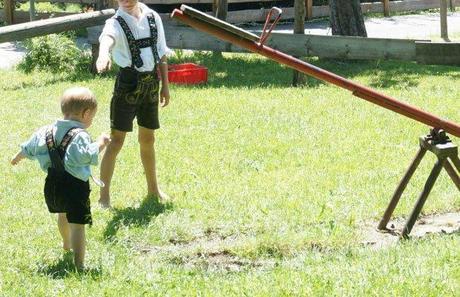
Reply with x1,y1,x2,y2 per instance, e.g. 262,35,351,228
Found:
149,189,171,203
98,198,112,209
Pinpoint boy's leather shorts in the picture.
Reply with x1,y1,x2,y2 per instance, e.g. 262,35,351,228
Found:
44,168,92,225
110,67,160,132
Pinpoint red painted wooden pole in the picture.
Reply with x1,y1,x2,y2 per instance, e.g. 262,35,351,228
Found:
171,8,460,138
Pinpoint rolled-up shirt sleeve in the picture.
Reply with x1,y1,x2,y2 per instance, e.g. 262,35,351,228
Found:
154,12,173,59
65,133,99,167
20,127,46,159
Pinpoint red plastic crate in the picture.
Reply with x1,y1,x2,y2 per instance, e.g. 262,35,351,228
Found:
167,63,208,84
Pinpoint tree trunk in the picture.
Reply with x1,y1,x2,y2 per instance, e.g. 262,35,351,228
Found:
329,0,367,37
292,0,307,86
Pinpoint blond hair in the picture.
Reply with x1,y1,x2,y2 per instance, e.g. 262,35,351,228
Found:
60,87,97,116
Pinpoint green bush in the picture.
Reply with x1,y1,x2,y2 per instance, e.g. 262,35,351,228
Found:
19,33,91,73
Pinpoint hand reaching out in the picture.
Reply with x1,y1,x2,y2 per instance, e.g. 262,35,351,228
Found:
11,151,25,165
97,133,111,152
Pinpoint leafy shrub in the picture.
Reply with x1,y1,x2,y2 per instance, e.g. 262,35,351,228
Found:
19,33,91,73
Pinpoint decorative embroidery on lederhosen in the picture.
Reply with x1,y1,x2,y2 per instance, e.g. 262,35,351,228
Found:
116,14,160,68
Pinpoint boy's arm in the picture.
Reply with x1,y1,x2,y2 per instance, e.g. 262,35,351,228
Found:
13,127,46,165
11,151,26,165
96,35,115,73
66,133,111,167
158,55,170,107
154,12,172,108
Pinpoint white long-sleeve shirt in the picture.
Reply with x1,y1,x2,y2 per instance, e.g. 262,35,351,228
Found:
99,2,172,72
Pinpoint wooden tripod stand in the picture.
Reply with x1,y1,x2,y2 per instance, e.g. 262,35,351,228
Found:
378,129,460,238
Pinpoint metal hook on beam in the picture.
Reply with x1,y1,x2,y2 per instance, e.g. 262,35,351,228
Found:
259,7,282,46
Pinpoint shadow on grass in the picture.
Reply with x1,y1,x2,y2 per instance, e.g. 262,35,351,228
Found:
3,66,120,92
104,196,173,240
169,52,460,89
37,253,102,279
9,51,460,91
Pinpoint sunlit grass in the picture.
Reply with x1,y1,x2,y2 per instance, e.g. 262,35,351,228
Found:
0,52,459,295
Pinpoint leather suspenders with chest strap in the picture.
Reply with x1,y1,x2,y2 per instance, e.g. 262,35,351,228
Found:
45,126,84,172
115,14,161,68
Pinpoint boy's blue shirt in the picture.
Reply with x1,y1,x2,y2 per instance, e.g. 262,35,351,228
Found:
20,119,99,182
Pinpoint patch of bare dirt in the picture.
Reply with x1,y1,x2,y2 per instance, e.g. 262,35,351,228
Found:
362,212,460,249
134,212,459,270
136,233,276,272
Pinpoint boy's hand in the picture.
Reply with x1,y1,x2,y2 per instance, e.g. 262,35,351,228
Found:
160,86,170,107
96,54,112,73
97,133,111,152
11,151,25,165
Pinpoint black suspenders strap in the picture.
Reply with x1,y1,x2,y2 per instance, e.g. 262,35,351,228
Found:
46,126,65,172
116,16,143,68
146,14,160,65
116,13,160,68
45,127,84,172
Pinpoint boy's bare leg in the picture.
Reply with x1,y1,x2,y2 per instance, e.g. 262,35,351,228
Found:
58,213,71,250
69,223,86,270
138,126,168,200
99,129,126,208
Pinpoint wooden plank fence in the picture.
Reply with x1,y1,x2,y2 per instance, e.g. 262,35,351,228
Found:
2,0,460,25
1,1,460,66
157,26,420,62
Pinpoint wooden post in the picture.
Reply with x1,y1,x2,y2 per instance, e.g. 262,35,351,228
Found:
29,0,36,21
4,0,15,25
212,0,227,56
293,0,307,86
441,0,449,40
305,0,312,20
383,0,390,17
216,0,228,21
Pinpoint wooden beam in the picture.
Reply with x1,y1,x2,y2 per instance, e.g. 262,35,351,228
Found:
4,0,15,25
160,26,418,62
181,5,259,41
416,41,460,65
88,24,460,65
0,9,115,43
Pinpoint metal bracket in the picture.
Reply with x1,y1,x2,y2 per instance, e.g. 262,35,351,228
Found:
259,7,282,46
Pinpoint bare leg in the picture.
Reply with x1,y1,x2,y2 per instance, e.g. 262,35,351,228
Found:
69,223,86,270
58,213,71,250
138,126,168,200
99,129,127,208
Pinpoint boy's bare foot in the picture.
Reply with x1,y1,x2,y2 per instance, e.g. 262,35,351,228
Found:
98,199,111,209
149,189,170,203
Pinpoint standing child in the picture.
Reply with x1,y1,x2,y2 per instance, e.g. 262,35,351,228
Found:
11,87,110,269
96,0,172,208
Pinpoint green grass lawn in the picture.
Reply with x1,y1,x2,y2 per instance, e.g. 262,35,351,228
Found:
0,52,459,296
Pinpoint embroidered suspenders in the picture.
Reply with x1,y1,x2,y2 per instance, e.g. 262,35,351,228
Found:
116,14,160,68
46,127,84,172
